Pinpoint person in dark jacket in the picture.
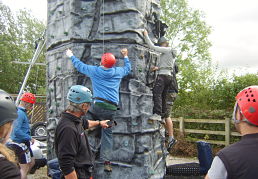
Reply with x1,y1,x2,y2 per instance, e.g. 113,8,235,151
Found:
0,89,20,179
9,92,36,179
206,86,258,179
55,85,110,179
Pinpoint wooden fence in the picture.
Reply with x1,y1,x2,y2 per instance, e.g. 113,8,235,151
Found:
172,117,241,146
27,103,47,123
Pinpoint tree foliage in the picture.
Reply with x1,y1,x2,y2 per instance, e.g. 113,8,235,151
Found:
160,0,214,107
0,2,46,94
160,0,258,117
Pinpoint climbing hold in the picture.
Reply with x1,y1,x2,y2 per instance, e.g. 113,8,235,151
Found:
139,53,144,59
132,121,138,126
148,119,154,124
128,20,133,25
148,168,155,175
124,141,129,147
156,150,163,155
104,27,110,31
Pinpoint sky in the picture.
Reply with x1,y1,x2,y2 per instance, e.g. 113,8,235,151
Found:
1,0,47,22
1,0,258,75
188,0,258,75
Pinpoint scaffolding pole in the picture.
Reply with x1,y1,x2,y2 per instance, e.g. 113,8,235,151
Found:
15,34,46,105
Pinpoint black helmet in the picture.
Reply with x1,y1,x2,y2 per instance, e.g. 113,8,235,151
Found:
158,36,168,45
0,90,17,127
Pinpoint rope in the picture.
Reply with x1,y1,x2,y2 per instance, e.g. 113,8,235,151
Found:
102,0,105,54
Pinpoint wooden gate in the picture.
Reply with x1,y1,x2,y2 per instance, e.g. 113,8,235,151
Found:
27,102,47,123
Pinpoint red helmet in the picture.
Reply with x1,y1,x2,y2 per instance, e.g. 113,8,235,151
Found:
20,92,36,104
101,53,116,68
236,86,258,126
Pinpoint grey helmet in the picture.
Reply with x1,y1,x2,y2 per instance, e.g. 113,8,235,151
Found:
0,90,17,127
157,36,168,46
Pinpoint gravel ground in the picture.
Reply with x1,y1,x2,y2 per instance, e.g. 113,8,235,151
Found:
27,166,50,179
166,155,199,165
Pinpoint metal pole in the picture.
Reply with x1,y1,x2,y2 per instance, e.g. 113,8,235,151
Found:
15,38,46,105
11,61,46,66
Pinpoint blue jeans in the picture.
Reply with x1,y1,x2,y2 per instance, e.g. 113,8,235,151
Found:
91,104,116,162
47,158,61,179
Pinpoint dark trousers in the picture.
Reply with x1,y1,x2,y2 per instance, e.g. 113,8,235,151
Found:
153,74,173,118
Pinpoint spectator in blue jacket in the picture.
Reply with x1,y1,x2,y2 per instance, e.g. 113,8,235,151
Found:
9,92,36,179
66,48,131,172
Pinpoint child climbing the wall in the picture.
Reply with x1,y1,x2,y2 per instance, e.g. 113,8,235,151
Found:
65,48,131,172
142,29,177,151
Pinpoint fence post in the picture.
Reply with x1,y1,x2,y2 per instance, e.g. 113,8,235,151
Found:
225,118,230,146
179,117,185,136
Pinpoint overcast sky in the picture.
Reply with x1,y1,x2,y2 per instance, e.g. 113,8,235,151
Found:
188,0,258,75
2,0,258,75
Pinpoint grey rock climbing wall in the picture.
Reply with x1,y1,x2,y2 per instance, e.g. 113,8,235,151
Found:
46,0,167,178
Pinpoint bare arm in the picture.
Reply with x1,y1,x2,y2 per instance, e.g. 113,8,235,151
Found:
65,170,77,179
205,156,228,179
204,174,210,179
88,120,109,129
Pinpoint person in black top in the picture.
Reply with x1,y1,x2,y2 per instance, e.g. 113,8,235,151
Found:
206,86,258,179
55,85,110,179
0,89,20,179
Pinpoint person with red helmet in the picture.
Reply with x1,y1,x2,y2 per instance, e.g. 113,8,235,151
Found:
66,48,131,172
9,92,36,179
206,86,258,179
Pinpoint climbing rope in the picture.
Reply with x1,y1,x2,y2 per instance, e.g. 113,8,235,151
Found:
102,0,105,54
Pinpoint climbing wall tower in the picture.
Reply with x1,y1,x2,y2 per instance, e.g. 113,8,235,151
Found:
46,0,167,178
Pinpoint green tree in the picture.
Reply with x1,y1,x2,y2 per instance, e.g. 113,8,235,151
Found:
0,2,46,94
212,74,258,110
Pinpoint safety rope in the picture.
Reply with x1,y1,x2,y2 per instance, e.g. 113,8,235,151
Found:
102,0,105,54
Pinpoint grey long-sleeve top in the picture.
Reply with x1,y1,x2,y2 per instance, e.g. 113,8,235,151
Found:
144,34,176,76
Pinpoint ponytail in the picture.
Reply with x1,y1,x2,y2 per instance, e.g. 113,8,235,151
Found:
0,143,16,163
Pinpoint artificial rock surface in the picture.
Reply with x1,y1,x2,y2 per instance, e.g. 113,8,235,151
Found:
46,0,167,178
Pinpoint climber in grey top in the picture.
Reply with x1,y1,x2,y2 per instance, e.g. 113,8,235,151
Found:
143,30,176,76
143,29,177,151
